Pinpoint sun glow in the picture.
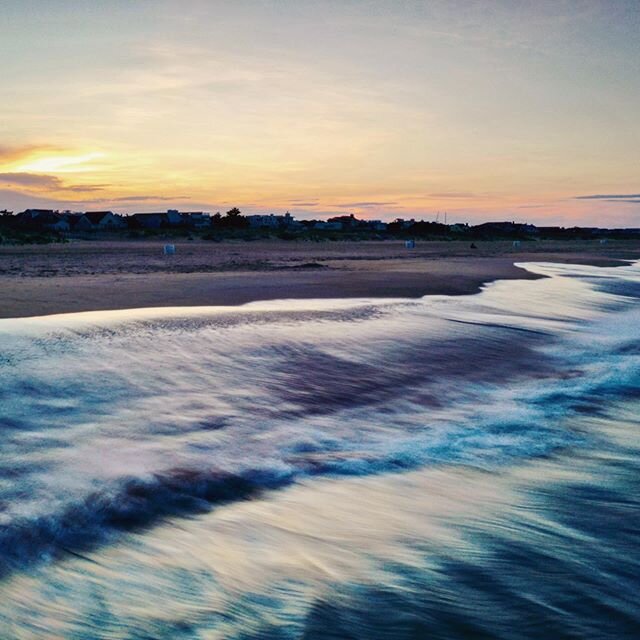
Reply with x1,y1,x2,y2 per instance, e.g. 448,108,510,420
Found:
13,152,105,174
0,2,637,224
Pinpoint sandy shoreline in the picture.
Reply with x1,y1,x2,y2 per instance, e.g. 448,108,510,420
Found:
1,239,638,318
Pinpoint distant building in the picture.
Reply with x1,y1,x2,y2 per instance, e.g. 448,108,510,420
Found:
17,209,54,223
327,214,362,229
181,211,211,228
16,209,71,231
47,214,72,231
165,209,184,226
393,218,417,229
313,221,343,230
130,213,168,229
165,209,211,227
76,211,126,231
474,221,538,235
132,210,211,229
247,214,279,228
246,212,297,229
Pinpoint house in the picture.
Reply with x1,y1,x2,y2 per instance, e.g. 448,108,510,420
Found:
247,214,278,228
17,209,54,224
313,221,343,230
181,211,211,228
16,209,71,231
165,209,184,226
473,221,538,237
76,211,126,231
327,214,360,229
392,218,417,229
45,213,72,231
246,212,297,229
131,210,211,229
63,212,84,229
130,213,169,229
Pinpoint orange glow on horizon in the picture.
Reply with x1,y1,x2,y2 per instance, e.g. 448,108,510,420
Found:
0,2,637,226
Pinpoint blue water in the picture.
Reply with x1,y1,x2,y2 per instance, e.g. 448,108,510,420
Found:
0,261,638,638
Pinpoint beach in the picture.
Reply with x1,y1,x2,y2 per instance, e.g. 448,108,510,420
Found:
1,239,639,318
1,258,639,638
4,1,639,636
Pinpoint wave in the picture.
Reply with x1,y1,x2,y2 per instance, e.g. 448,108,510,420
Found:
0,467,284,577
0,260,638,580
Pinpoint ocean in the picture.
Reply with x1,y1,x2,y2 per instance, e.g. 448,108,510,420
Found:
0,260,638,639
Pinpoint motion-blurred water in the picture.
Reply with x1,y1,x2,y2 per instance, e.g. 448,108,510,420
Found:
0,261,638,639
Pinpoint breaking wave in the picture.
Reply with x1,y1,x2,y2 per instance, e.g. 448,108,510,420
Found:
0,260,638,638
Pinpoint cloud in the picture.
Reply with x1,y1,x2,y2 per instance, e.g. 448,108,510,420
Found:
65,184,109,192
289,199,319,206
575,193,640,200
0,172,63,189
601,199,640,204
0,188,71,212
0,144,56,164
428,192,476,198
333,201,398,208
0,173,107,193
111,195,191,202
0,188,209,215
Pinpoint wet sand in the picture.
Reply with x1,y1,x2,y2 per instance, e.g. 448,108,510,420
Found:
1,239,638,318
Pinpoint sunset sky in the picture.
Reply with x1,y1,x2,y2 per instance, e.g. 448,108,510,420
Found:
1,0,638,225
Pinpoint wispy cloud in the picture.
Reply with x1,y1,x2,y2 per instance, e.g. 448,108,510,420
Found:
111,195,191,202
0,173,63,189
0,144,57,165
575,193,640,200
0,172,107,193
48,195,192,206
333,201,397,208
428,192,476,198
66,184,109,192
289,200,319,207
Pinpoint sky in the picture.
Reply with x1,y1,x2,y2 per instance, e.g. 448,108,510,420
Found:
0,0,639,225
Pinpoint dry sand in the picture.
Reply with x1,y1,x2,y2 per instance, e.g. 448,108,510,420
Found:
1,239,638,318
